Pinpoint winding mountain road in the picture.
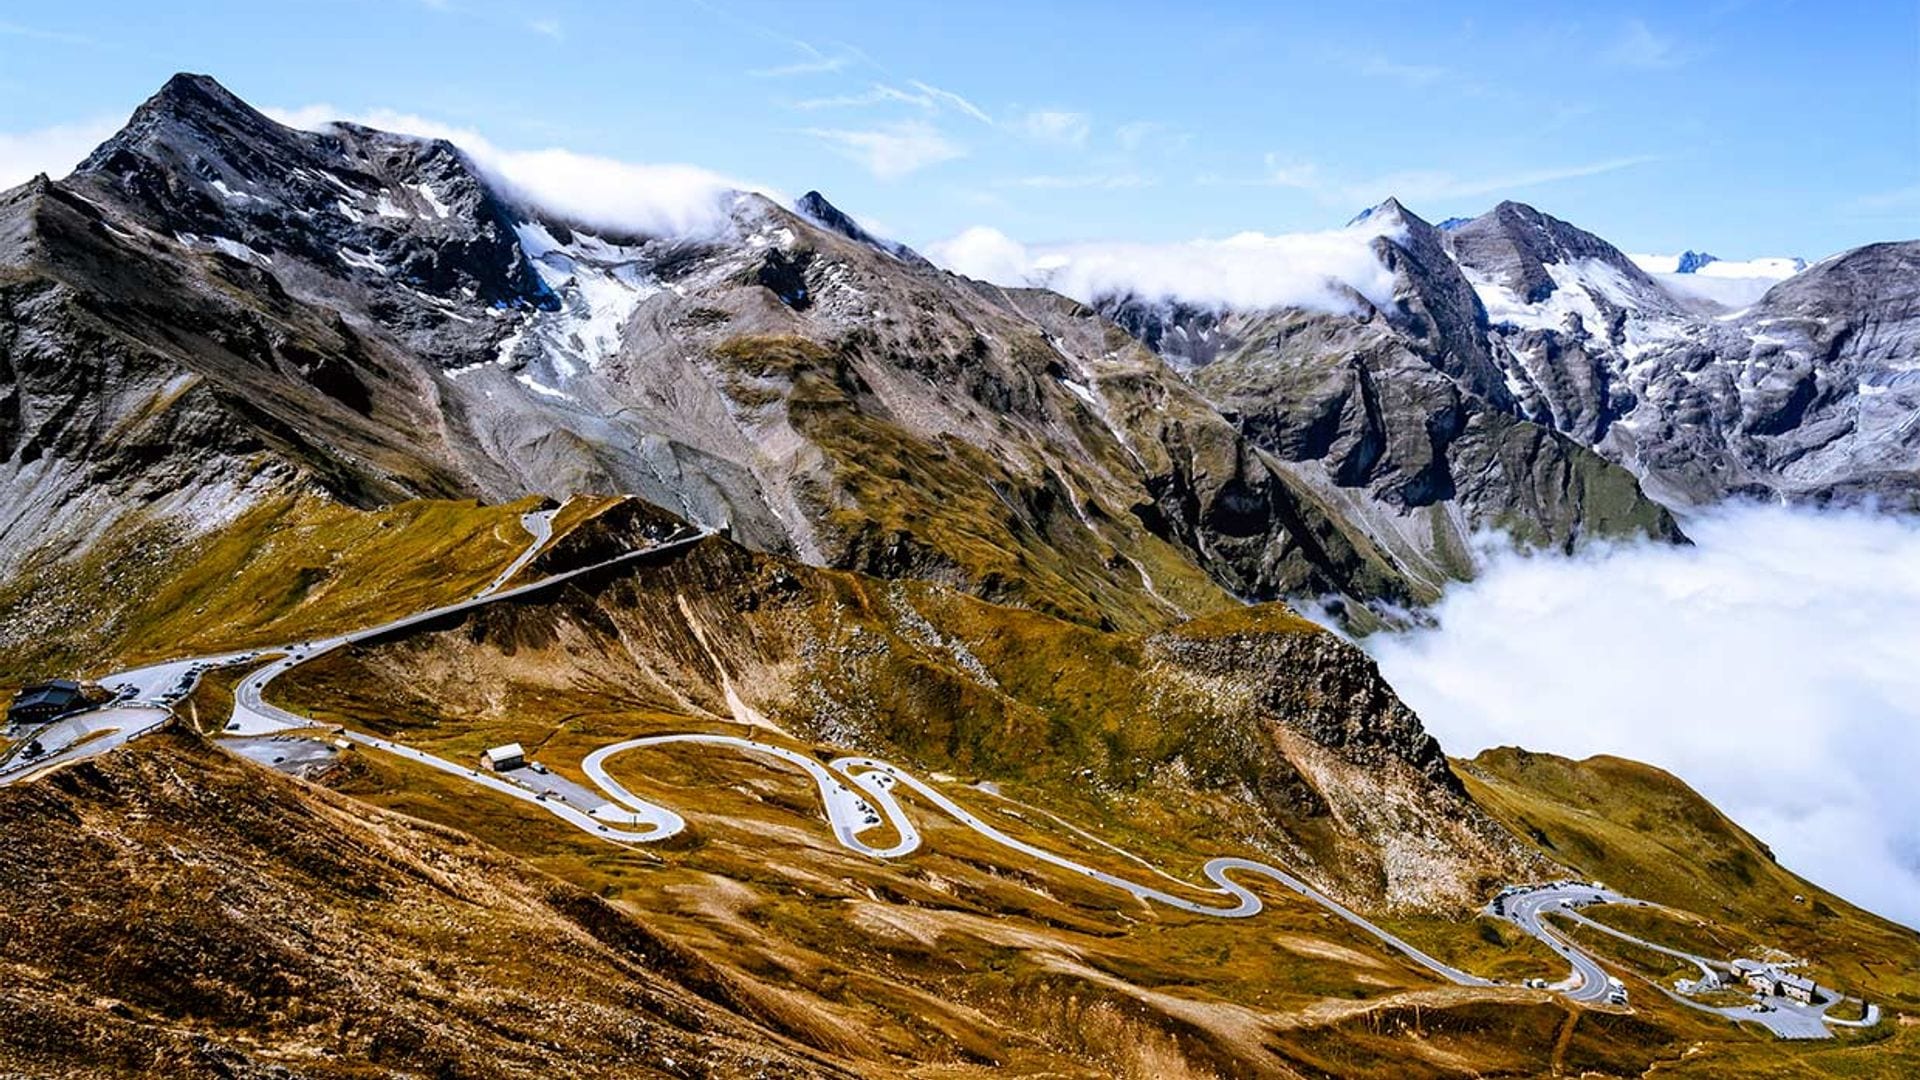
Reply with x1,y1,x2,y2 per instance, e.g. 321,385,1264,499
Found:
1490,885,1874,1039
1,505,1875,1040
2,510,705,777
1496,885,1623,1004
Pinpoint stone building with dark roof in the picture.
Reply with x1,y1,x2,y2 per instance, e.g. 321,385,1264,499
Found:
7,680,86,727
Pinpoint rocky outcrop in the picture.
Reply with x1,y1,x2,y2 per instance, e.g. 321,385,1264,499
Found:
1145,611,1554,908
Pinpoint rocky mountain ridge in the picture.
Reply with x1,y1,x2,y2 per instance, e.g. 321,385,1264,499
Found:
1,73,1688,632
1102,197,1919,517
5,70,1914,631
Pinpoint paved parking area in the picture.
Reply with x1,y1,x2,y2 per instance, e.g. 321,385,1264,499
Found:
504,761,609,810
223,734,343,779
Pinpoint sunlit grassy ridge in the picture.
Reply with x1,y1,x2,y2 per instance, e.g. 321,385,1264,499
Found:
1458,747,1920,1009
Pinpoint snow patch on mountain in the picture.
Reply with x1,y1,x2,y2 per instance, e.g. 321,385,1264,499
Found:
1467,257,1638,333
1628,251,1805,310
175,232,271,267
1628,255,1804,313
1654,272,1783,309
511,221,658,373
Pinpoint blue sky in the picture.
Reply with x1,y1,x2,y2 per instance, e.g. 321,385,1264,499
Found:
2,0,1916,258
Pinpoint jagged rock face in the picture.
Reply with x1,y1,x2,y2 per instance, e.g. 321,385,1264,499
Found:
1101,201,1683,595
1445,200,1669,309
1602,242,1920,507
1444,201,1920,509
76,74,548,335
793,189,925,268
1096,292,1237,369
1366,199,1512,409
1109,192,1920,555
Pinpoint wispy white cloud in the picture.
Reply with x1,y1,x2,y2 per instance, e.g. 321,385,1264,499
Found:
0,116,120,189
1241,151,1659,208
779,78,992,133
751,40,857,78
1604,18,1684,69
1368,504,1920,930
787,83,934,111
528,18,563,40
266,104,771,237
1018,109,1091,148
909,80,993,124
802,120,964,179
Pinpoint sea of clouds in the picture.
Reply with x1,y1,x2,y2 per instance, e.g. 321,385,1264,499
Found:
1366,503,1920,930
927,222,1402,315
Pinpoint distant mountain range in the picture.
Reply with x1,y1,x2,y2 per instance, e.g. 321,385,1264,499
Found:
1629,250,1807,278
1106,197,1919,536
3,73,1915,636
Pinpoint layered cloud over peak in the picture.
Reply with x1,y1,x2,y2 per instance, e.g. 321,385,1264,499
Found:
927,221,1402,314
266,104,768,238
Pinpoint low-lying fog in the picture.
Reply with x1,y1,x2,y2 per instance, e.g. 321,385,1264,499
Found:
1366,503,1920,930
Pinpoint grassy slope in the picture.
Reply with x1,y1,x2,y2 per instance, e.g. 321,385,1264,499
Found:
0,728,860,1080
732,333,1236,633
0,494,548,687
277,535,1539,915
5,488,1913,1073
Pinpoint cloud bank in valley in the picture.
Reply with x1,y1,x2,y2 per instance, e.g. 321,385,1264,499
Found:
1366,504,1920,929
268,104,767,238
927,222,1402,315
